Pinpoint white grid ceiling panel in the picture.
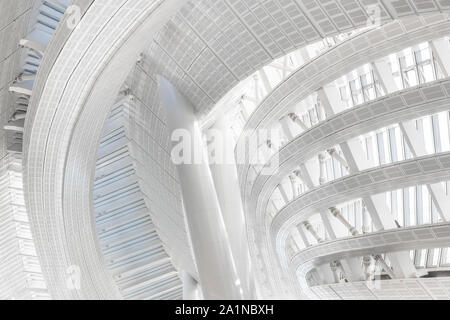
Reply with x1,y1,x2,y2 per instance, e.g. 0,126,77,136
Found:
269,0,307,47
370,280,431,300
153,15,205,72
410,0,439,12
318,0,355,30
420,278,450,299
296,0,339,35
187,47,240,100
255,0,296,52
329,282,376,300
310,285,341,299
388,0,417,16
208,0,273,71
339,0,371,25
142,0,450,121
145,42,214,112
277,0,321,41
227,0,283,57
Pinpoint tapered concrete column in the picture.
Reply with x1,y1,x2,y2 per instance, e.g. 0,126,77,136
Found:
158,77,241,300
207,118,257,299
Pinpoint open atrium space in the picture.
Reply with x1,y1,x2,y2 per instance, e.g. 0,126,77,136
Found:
2,0,450,302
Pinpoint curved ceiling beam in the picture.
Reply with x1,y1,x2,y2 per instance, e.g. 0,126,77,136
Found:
23,0,188,299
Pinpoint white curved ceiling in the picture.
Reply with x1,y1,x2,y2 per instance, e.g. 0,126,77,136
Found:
144,0,450,117
13,0,450,300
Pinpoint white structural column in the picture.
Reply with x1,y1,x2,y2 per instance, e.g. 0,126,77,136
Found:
319,85,418,279
158,77,241,300
207,118,257,299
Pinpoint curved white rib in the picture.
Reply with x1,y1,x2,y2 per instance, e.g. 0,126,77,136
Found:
23,0,188,299
94,101,184,300
246,78,450,295
292,222,450,297
292,222,450,274
256,79,450,208
257,79,450,233
272,152,450,264
17,0,450,300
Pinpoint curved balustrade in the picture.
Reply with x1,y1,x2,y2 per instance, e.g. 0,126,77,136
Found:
272,152,450,262
292,222,450,298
